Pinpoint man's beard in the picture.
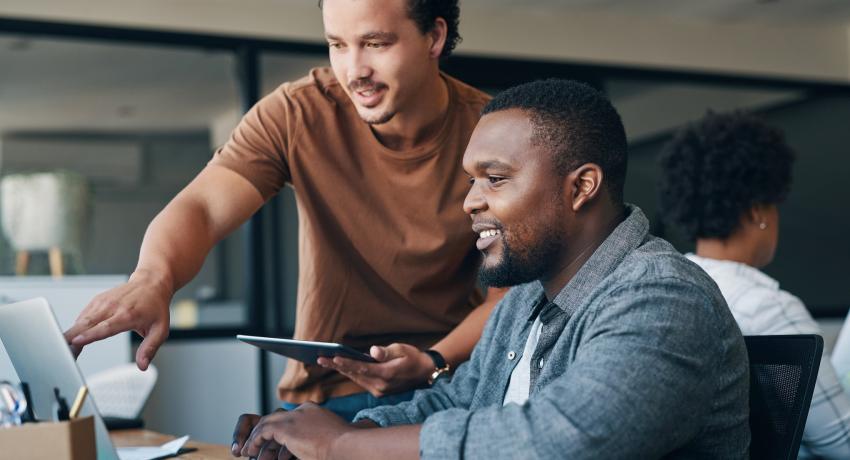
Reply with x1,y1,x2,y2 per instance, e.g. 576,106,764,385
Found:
348,78,394,125
360,109,395,125
479,228,563,288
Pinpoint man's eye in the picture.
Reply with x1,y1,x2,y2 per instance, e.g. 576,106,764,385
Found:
328,43,343,49
488,176,506,184
366,42,387,49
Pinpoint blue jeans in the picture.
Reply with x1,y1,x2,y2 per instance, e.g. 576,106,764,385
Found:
281,390,417,422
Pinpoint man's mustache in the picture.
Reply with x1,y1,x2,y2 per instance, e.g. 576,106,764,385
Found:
472,218,503,232
348,79,387,92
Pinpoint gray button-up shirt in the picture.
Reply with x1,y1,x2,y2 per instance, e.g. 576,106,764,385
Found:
355,206,750,459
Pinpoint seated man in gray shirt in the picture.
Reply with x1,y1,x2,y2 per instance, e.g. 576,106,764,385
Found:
231,79,751,459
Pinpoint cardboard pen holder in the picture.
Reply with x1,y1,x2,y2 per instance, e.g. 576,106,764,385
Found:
0,416,96,460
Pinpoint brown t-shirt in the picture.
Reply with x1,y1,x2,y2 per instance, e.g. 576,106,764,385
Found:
211,67,489,403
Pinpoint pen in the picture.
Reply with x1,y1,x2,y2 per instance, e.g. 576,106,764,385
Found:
19,382,36,423
54,388,70,421
69,386,88,419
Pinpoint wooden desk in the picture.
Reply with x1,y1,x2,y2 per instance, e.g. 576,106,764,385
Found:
110,429,232,459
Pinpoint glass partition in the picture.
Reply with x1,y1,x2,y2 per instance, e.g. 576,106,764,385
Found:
0,35,248,329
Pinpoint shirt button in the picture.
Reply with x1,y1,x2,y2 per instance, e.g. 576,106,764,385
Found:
507,351,516,360
538,358,544,369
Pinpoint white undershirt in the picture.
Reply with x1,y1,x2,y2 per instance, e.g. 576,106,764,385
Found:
503,315,544,406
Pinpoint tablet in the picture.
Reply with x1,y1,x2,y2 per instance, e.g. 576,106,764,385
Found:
236,335,378,363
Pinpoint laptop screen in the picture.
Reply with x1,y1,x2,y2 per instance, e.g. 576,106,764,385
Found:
0,297,119,460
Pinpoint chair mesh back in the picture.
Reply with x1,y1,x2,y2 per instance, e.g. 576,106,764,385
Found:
746,335,823,460
751,364,801,443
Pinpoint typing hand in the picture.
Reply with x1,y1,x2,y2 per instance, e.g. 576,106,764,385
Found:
63,269,173,370
317,343,433,397
231,412,285,458
237,404,354,460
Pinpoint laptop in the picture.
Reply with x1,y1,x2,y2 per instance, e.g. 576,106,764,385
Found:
0,298,118,460
0,297,200,460
0,297,121,458
0,297,194,460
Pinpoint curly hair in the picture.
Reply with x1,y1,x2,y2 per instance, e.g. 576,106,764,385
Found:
482,79,629,204
657,111,795,241
318,0,461,58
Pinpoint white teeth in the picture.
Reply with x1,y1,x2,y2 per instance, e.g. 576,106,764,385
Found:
479,229,501,239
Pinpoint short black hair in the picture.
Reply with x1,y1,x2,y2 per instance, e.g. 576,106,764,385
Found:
657,111,795,241
482,78,629,204
318,0,461,58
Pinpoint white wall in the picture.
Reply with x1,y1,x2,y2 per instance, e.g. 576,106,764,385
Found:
139,338,261,445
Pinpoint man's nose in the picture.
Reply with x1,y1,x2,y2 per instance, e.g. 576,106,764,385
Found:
347,49,372,82
463,181,487,216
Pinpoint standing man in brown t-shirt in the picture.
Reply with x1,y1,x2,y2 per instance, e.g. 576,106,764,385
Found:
64,0,505,419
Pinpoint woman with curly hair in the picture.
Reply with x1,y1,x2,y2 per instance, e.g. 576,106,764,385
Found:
658,110,850,459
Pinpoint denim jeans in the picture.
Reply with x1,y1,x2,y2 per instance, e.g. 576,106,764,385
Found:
281,389,417,422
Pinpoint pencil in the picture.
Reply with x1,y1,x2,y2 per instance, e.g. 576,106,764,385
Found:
69,386,88,419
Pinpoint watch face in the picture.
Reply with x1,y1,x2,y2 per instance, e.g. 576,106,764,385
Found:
428,366,451,385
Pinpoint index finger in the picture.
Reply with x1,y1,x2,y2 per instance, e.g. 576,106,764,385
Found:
69,343,84,360
243,421,283,458
231,413,259,455
69,314,134,347
63,307,108,344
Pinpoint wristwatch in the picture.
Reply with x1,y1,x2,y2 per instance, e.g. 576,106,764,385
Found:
425,349,451,385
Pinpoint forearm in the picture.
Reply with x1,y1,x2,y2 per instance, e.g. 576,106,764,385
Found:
134,198,218,293
431,288,507,367
331,424,421,460
134,165,263,293
352,293,496,430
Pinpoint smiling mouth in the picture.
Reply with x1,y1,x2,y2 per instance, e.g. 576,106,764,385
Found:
351,85,387,107
476,228,502,251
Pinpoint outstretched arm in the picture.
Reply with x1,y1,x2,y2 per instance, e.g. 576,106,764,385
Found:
64,165,264,369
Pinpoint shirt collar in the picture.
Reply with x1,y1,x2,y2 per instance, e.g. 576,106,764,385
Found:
686,253,779,290
527,204,648,318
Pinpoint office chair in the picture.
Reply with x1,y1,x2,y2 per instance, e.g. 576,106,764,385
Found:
745,334,823,460
88,363,158,429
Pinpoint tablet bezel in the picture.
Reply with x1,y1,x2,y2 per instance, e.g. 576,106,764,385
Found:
236,335,378,363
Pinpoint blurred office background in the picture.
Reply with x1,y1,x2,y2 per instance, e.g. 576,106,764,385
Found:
0,0,848,444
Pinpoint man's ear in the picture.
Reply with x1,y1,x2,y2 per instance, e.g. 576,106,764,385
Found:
566,164,604,212
428,18,448,59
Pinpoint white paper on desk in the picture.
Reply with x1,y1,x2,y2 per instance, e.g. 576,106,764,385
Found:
116,435,189,460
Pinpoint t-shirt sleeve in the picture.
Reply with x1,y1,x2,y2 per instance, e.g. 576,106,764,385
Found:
209,87,298,200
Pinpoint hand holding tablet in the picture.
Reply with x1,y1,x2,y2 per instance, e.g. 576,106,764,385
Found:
239,336,439,397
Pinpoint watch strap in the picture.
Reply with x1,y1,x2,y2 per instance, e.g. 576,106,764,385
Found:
424,349,447,369
425,349,451,385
